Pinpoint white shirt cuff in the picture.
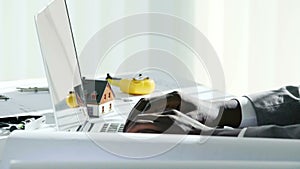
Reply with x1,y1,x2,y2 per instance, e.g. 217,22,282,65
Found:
236,96,257,127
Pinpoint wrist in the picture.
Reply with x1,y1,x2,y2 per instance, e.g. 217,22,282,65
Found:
217,99,242,128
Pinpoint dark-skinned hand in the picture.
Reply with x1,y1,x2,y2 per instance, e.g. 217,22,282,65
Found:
123,91,242,134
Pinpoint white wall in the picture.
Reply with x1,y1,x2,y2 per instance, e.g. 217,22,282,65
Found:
0,0,299,95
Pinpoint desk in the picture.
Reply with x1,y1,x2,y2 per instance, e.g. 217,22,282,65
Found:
0,79,300,169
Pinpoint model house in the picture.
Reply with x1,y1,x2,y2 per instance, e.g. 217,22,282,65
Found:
81,79,115,117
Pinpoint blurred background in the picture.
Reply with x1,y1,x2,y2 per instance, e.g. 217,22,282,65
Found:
0,0,299,95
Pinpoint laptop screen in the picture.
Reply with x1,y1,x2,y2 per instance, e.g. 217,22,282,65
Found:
35,0,87,131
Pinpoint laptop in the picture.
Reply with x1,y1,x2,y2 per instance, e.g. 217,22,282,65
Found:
35,0,214,134
35,0,126,132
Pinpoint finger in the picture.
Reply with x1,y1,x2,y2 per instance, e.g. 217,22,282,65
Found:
130,113,186,134
125,115,176,133
126,96,166,123
124,113,158,132
126,98,148,122
161,109,213,131
125,94,178,131
186,110,206,123
132,98,149,111
127,114,165,131
126,113,176,132
177,95,199,113
161,109,181,116
125,111,199,134
130,110,183,126
133,114,161,121
142,95,169,113
143,92,182,113
126,123,160,133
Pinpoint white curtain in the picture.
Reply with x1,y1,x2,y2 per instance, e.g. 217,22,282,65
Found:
1,0,299,95
0,0,50,81
193,0,300,95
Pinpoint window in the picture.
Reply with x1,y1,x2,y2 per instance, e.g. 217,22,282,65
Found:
109,103,112,110
108,92,111,98
91,91,97,100
104,94,106,100
102,106,104,113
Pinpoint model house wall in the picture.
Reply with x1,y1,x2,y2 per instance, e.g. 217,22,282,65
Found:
80,79,115,117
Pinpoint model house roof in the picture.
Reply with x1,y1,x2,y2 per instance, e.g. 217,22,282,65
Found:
81,79,114,104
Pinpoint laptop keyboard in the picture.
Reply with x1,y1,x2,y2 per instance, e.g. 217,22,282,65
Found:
100,123,124,133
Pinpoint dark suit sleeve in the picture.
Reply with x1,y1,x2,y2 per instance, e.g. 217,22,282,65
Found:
210,124,300,139
210,86,300,139
247,85,300,126
244,124,300,139
233,85,300,139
